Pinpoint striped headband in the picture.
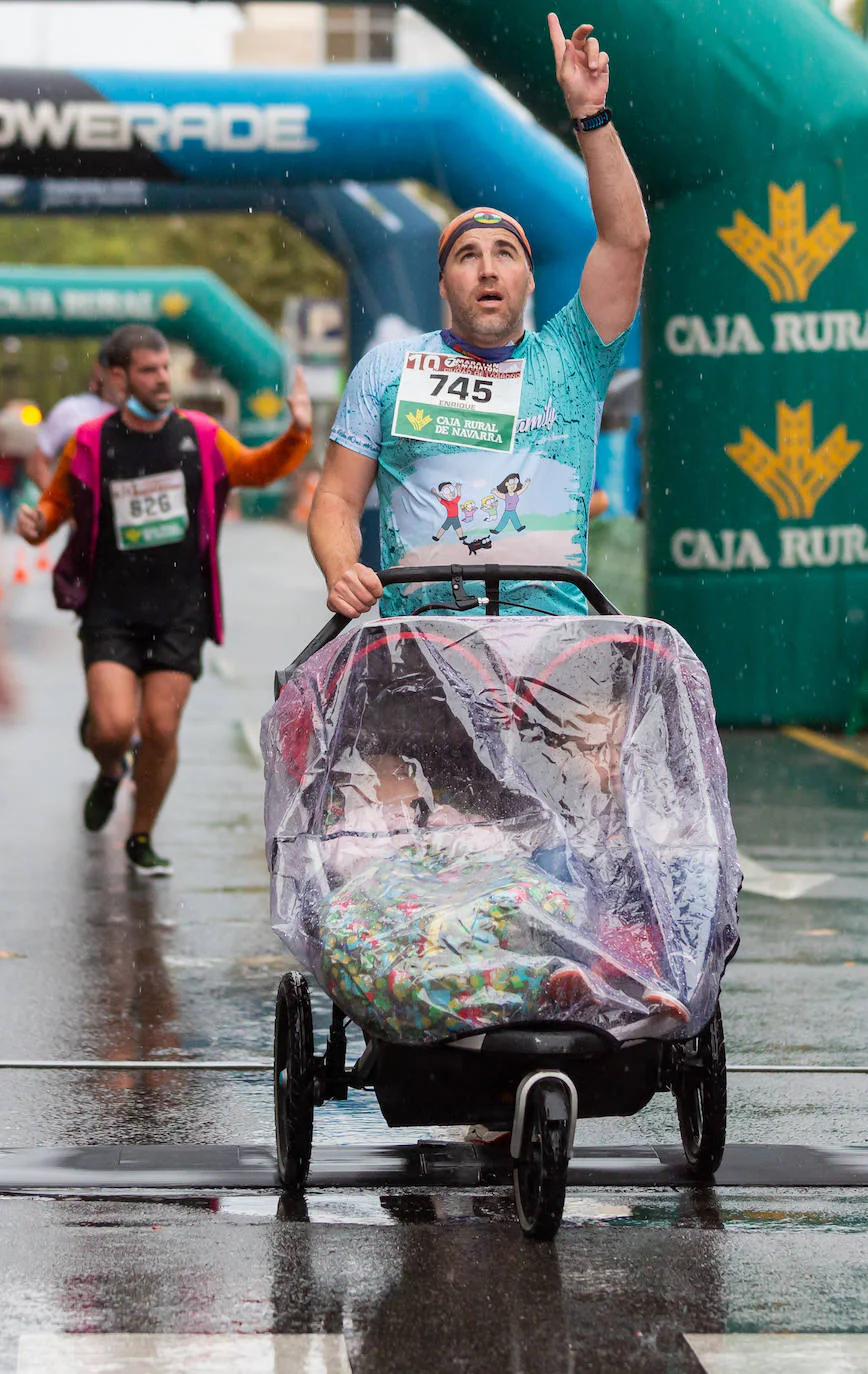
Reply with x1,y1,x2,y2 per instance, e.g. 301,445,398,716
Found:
438,208,534,274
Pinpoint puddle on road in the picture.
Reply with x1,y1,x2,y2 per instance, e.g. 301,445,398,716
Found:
215,1190,636,1227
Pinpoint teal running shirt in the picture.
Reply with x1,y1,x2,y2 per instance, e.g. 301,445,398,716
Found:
330,290,629,616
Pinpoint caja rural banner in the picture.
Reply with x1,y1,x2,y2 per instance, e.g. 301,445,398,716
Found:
407,0,868,727
644,158,867,726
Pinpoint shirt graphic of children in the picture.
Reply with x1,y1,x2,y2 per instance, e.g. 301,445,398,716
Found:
431,481,465,542
491,473,531,534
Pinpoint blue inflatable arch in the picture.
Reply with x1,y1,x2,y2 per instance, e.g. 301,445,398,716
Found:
0,66,602,351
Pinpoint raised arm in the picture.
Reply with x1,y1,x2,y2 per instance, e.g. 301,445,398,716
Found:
308,440,383,618
216,367,312,487
548,14,649,343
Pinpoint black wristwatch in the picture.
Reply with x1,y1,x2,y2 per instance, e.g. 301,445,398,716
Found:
572,107,613,133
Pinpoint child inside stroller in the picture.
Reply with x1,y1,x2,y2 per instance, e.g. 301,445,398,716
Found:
263,566,740,1238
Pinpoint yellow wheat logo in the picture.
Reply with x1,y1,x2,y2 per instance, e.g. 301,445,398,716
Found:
725,401,861,519
158,290,191,318
406,408,433,432
249,390,284,421
718,183,855,302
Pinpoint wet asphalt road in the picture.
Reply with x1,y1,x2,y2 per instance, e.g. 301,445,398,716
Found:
0,521,867,1373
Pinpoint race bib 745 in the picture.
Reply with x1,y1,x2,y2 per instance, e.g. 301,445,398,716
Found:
392,351,525,453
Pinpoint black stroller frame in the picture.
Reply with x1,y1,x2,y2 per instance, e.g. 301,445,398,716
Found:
272,565,728,1240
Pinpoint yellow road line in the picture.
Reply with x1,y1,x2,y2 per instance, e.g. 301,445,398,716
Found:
782,725,868,773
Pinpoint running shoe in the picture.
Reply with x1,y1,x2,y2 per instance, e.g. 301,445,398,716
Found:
642,989,690,1023
83,769,125,832
125,832,173,878
464,1124,510,1148
546,964,598,1008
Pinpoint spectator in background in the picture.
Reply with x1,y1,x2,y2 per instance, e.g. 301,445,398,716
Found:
26,344,126,493
0,400,40,531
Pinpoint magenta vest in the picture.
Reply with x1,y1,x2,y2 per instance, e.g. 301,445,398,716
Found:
52,409,231,643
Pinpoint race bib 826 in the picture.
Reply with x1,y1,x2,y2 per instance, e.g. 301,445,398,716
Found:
110,470,189,551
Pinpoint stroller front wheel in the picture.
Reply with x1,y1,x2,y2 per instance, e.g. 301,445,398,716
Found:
672,1000,727,1178
274,971,315,1189
513,1079,573,1241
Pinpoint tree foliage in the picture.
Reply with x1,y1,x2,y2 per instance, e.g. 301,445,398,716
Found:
0,213,343,408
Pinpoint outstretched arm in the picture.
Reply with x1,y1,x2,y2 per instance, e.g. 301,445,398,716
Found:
218,367,313,487
548,14,649,343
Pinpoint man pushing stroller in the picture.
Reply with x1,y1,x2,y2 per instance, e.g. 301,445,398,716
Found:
307,13,648,620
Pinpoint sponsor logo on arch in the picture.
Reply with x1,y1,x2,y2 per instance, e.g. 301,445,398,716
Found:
664,181,864,571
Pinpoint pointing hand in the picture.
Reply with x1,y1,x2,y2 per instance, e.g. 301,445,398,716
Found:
548,15,610,119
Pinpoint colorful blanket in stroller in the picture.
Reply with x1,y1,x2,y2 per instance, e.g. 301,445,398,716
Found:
262,615,740,1043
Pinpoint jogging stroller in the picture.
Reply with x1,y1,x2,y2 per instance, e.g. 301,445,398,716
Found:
262,566,740,1239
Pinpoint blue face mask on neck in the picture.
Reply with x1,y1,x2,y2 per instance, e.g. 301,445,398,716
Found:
127,395,173,422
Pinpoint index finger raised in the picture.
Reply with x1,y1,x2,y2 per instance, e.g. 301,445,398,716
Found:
547,12,567,59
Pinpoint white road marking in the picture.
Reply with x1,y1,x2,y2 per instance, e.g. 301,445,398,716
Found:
686,1333,868,1372
737,850,834,900
205,647,241,682
562,1198,633,1221
238,717,263,764
17,1333,353,1373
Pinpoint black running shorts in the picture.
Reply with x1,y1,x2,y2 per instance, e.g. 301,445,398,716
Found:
80,622,206,681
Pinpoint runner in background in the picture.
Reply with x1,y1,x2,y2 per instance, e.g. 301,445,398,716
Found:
26,345,125,493
308,13,647,618
0,401,41,532
17,324,312,876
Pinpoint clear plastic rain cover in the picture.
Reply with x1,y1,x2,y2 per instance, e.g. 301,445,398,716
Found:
263,617,739,1045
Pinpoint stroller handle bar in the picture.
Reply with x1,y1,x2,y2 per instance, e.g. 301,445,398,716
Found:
275,563,619,698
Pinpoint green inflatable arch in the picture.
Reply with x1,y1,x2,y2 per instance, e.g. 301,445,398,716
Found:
393,0,868,726
0,265,288,441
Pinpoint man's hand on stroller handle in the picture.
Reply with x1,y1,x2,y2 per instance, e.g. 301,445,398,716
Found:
327,562,383,618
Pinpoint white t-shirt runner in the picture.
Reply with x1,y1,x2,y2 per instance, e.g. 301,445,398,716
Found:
37,392,114,461
330,291,629,615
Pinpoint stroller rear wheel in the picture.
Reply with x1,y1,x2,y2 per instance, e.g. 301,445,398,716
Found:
513,1079,573,1240
273,971,315,1189
672,1001,727,1178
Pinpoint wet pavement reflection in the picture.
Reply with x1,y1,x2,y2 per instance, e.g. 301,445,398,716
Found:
1,523,867,1370
2,1187,868,1372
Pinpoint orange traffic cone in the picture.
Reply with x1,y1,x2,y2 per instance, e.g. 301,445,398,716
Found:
12,550,29,584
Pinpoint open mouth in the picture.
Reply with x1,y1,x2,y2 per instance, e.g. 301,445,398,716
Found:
477,291,503,304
